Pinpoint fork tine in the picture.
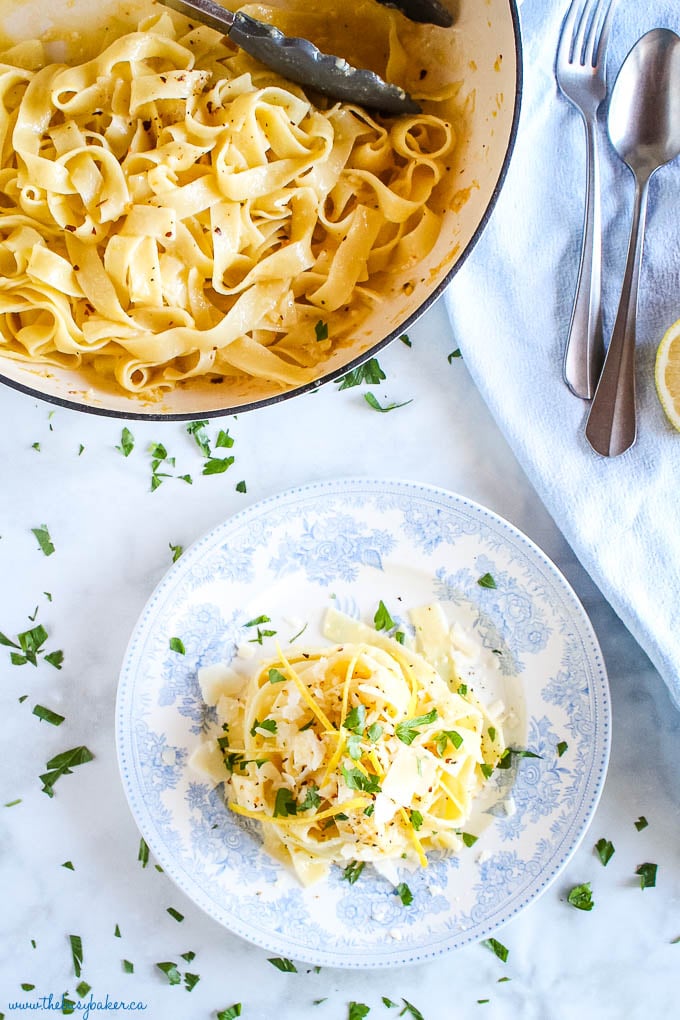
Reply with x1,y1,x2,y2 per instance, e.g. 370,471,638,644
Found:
582,0,615,68
573,0,598,66
593,0,617,66
557,0,585,64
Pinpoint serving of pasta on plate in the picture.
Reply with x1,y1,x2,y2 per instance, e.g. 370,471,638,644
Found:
0,0,466,399
191,602,508,886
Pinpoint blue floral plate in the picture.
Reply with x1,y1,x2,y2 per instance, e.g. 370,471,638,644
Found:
116,478,610,968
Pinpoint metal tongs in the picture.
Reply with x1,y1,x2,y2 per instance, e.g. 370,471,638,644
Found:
159,0,453,115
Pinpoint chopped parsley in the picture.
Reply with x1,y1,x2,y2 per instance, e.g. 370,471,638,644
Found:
250,717,277,737
399,1000,425,1020
461,832,478,848
273,788,297,817
184,972,200,992
635,816,649,831
181,951,196,963
75,983,90,999
399,334,411,346
216,429,234,449
0,622,62,669
314,320,329,342
410,809,423,831
337,358,386,389
169,542,183,563
435,729,463,755
364,392,412,413
346,734,362,759
482,937,509,962
167,907,184,923
480,763,494,779
123,960,134,974
496,747,543,770
169,637,185,655
268,957,297,972
203,455,234,475
373,600,396,631
395,710,438,746
342,861,365,885
186,420,211,456
567,882,594,911
340,765,381,794
40,746,94,797
636,863,657,889
32,525,55,556
268,668,287,684
33,705,65,726
556,740,568,757
343,705,366,734
236,480,247,493
595,838,615,866
138,838,150,868
62,861,75,871
367,723,383,742
69,934,83,978
116,427,134,457
349,1005,370,1020
395,882,413,906
382,998,398,1008
114,924,121,938
156,961,181,985
298,785,321,811
447,349,462,362
217,1007,241,1020
477,572,497,589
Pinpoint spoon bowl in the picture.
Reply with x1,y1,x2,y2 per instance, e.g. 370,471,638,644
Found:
585,28,680,457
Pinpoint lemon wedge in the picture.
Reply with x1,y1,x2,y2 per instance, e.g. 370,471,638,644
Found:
655,317,680,431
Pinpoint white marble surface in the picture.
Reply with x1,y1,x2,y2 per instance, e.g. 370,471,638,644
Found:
2,297,679,1019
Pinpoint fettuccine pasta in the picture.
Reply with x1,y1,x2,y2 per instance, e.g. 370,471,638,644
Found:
192,605,504,885
0,2,459,396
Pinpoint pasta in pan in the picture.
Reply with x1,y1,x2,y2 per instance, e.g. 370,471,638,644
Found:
192,605,505,886
0,2,459,396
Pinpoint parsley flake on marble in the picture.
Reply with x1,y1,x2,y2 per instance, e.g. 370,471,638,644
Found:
337,358,386,389
636,863,657,889
399,999,426,1020
62,861,75,871
348,1004,370,1020
156,961,181,985
364,392,412,413
447,349,462,362
169,542,183,563
31,525,55,557
635,816,649,831
217,1006,241,1020
138,838,150,867
482,937,509,962
184,972,200,991
75,982,90,999
40,747,94,797
236,480,247,493
69,934,83,978
567,882,594,911
595,838,615,866
116,428,135,457
123,960,134,974
268,957,298,972
167,907,184,922
33,705,65,726
203,455,234,475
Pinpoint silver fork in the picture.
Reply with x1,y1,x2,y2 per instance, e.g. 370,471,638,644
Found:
556,0,617,399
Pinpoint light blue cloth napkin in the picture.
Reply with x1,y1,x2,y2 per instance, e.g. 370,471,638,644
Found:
445,0,680,707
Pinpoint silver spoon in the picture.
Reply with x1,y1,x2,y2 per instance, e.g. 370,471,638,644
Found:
585,28,680,457
160,0,424,114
